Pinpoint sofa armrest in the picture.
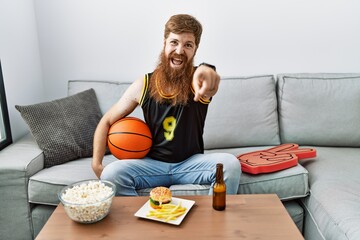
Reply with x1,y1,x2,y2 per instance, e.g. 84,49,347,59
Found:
0,133,44,240
0,133,44,174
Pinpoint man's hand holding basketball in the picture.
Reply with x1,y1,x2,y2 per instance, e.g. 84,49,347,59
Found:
192,65,220,101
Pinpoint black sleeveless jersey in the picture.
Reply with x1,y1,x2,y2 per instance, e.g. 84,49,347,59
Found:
139,73,211,163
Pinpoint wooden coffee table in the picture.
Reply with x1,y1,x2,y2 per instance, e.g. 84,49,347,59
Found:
36,194,303,240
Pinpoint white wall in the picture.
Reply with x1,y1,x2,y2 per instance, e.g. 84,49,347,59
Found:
0,0,44,140
1,0,360,141
34,0,360,100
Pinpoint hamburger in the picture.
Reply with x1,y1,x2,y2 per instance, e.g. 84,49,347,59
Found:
149,186,172,209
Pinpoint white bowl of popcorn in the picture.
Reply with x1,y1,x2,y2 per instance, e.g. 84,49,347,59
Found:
58,180,116,223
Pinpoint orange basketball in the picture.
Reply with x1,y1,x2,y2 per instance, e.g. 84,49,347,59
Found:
107,117,152,160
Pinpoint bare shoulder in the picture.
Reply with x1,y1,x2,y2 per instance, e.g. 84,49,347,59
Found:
127,75,146,103
132,76,145,89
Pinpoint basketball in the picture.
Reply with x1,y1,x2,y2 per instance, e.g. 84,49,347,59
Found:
107,117,152,160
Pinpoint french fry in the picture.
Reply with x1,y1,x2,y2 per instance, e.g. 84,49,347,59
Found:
146,201,187,222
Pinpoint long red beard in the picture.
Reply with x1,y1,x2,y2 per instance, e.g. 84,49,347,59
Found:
149,50,194,105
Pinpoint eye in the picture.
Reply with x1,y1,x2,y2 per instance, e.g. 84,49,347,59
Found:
170,40,178,46
185,43,194,49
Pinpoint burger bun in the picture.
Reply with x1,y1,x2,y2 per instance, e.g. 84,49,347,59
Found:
149,186,172,209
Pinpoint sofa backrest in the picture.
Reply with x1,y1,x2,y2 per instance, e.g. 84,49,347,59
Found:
203,75,280,149
68,80,144,120
277,73,360,147
68,76,281,150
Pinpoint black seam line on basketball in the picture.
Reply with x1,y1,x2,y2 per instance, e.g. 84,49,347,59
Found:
108,132,152,140
108,142,151,152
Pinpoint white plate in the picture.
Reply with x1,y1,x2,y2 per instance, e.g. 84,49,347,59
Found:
134,197,195,225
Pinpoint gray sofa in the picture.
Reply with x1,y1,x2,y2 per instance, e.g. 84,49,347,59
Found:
1,73,359,240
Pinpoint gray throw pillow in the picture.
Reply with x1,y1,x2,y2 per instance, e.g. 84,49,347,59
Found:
16,88,102,168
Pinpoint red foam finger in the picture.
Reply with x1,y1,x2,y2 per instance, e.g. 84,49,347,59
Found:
237,143,316,174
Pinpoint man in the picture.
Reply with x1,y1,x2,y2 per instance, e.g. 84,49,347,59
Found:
92,14,241,196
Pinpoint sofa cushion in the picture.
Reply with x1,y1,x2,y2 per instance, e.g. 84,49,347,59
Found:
277,73,360,146
239,165,308,200
204,76,280,149
137,184,210,196
28,146,308,205
15,89,102,168
137,159,309,201
207,147,309,200
28,155,117,205
300,147,360,240
68,80,144,119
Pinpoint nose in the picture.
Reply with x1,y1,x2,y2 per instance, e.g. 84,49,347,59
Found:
175,45,184,54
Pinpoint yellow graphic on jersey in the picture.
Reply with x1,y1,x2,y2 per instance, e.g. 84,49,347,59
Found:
163,116,176,141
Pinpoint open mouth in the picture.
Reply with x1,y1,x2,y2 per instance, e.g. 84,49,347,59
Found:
169,53,186,68
171,58,184,67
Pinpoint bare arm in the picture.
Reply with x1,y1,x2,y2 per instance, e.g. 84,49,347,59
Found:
92,77,144,178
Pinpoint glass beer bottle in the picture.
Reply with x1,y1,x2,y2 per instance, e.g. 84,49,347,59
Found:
213,163,226,211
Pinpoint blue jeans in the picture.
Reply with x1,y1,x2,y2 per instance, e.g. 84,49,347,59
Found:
101,153,241,196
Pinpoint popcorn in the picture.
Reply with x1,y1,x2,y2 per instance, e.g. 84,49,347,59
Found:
60,180,115,223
